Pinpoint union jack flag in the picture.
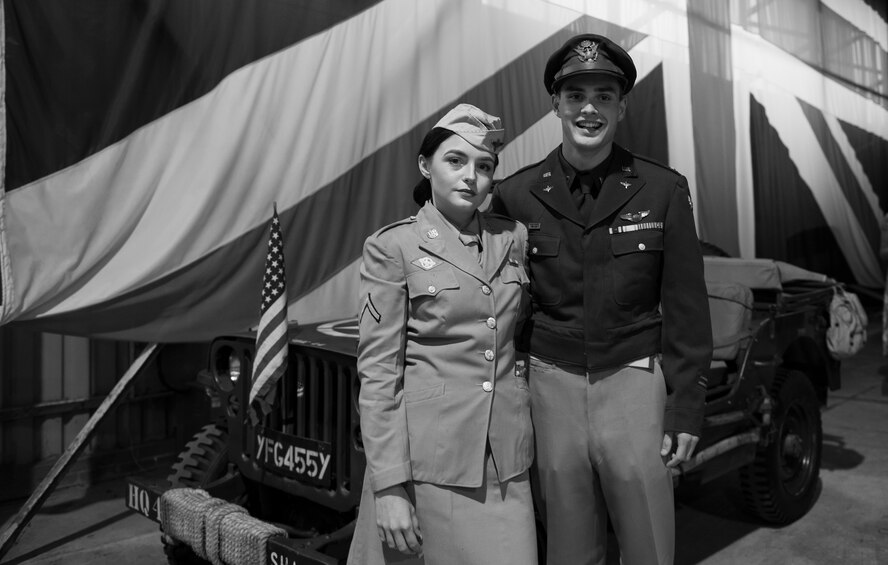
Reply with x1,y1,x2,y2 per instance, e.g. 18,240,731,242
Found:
249,204,289,424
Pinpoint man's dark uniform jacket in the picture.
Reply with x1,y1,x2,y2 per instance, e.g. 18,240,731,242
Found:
491,144,712,435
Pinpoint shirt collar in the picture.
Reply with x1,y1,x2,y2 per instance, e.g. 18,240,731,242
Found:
558,148,614,192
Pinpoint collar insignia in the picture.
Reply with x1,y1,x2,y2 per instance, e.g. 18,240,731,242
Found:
412,256,438,270
622,166,631,173
542,171,552,178
427,229,439,239
620,181,632,189
620,210,650,223
574,39,599,63
544,185,553,192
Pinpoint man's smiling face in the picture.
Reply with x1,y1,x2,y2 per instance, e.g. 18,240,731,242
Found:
553,74,627,166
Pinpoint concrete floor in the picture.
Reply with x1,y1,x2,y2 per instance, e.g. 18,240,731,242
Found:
2,322,887,565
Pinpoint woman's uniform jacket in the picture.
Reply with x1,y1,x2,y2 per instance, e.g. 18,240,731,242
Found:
357,202,533,493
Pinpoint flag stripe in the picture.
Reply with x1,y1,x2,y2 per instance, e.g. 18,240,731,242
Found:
798,99,881,255
251,347,288,404
751,95,858,285
838,119,888,213
254,312,288,367
3,0,383,190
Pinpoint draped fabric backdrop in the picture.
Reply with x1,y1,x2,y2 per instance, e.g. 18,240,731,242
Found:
0,0,886,342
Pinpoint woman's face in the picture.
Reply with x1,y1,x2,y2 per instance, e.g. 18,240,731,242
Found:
418,134,496,226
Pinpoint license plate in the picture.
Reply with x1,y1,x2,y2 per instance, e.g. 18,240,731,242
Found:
267,538,338,565
126,478,163,523
254,427,333,487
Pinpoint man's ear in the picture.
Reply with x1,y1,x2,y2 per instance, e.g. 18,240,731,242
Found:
617,95,628,122
551,94,560,116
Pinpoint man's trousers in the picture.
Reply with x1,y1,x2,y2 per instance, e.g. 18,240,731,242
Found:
529,355,674,565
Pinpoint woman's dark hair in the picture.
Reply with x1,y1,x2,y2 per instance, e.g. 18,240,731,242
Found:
412,127,499,206
413,127,455,206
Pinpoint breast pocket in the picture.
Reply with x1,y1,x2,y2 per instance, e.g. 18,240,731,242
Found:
406,268,460,313
610,230,663,307
528,234,561,306
499,261,530,287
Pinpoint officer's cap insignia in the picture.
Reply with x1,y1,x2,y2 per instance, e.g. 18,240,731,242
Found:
360,293,381,324
412,256,438,270
427,229,439,239
620,210,650,223
620,181,632,189
574,39,599,63
544,185,553,192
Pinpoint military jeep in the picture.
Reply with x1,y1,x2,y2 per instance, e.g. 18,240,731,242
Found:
125,255,842,564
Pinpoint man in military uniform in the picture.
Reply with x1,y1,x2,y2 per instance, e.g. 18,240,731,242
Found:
490,34,712,565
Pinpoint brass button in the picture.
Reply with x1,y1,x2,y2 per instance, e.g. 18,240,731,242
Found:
428,285,436,293
531,247,539,254
481,286,491,295
486,317,496,329
638,243,646,251
484,350,495,361
481,381,493,392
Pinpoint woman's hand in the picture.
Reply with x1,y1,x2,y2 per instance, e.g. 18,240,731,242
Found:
374,484,423,555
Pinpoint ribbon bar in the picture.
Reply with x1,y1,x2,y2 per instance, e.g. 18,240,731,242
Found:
609,222,664,234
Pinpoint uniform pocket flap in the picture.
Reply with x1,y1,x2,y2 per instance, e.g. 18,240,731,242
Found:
529,235,560,258
500,263,529,285
406,267,459,297
611,231,664,256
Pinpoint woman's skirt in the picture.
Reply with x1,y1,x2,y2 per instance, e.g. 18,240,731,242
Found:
347,453,537,565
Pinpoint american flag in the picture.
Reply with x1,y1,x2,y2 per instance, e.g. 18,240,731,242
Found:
249,205,289,424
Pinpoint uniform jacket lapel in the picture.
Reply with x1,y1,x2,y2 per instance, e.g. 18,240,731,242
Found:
587,145,645,229
530,150,585,228
479,213,514,280
415,204,487,282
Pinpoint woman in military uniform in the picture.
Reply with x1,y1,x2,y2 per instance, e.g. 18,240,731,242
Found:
346,104,537,565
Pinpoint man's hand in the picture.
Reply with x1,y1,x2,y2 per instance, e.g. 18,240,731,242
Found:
374,484,423,555
661,432,700,468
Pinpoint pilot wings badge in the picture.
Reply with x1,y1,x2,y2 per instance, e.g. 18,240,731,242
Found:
620,210,650,223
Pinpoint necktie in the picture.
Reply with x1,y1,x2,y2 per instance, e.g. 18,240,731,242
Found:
459,231,483,264
578,172,597,219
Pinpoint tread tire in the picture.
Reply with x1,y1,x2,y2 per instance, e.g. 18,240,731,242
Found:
739,369,822,524
161,422,234,565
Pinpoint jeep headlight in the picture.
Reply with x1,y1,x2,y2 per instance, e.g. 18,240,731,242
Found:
213,346,241,392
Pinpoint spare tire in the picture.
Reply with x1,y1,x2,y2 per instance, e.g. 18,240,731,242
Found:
162,422,241,564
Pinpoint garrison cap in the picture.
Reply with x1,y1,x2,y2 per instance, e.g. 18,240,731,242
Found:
434,103,505,154
544,34,637,95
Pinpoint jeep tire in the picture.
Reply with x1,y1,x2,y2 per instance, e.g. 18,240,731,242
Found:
739,369,822,524
162,422,236,565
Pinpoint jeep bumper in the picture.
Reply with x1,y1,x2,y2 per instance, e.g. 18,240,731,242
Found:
125,477,350,565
